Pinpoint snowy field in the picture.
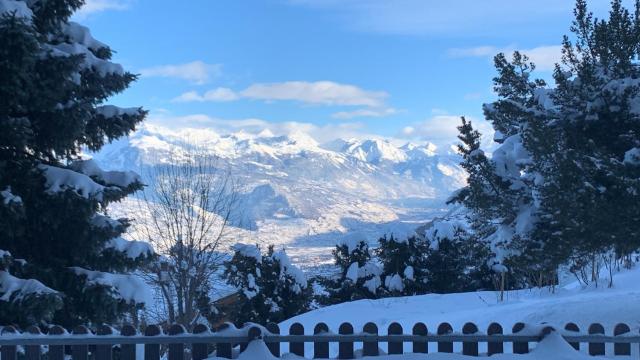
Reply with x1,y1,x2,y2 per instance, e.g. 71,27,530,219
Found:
274,266,640,358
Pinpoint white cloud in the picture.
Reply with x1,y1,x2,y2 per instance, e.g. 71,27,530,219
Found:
240,81,387,107
172,87,239,103
401,114,495,149
448,45,563,71
173,81,395,119
73,0,130,18
331,107,397,119
139,61,222,84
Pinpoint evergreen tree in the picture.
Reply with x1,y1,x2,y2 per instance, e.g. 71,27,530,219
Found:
448,0,640,289
424,227,493,293
376,235,430,296
323,239,382,303
223,244,310,325
0,0,151,327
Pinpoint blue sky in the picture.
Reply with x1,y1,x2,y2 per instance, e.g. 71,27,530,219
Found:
75,0,627,148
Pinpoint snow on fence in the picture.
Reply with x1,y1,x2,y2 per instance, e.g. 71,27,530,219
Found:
1,321,639,359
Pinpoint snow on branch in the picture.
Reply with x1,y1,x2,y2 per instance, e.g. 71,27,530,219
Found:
39,164,108,200
105,237,154,259
70,267,151,304
0,271,58,302
70,159,141,189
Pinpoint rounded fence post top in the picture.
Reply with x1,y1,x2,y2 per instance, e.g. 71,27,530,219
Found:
121,324,137,336
144,324,162,336
266,323,280,334
339,322,354,333
412,322,427,332
588,323,605,333
487,322,503,333
313,322,329,333
614,323,631,334
290,322,305,335
97,324,114,335
193,323,210,334
26,325,42,335
168,324,187,335
437,322,453,334
564,323,579,331
248,326,262,340
1,325,17,334
49,325,66,335
73,325,91,335
363,322,378,333
512,322,526,333
462,322,479,334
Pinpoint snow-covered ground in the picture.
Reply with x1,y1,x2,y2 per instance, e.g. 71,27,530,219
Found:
277,266,640,357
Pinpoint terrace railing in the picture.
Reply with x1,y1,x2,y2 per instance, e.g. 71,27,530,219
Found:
1,321,639,359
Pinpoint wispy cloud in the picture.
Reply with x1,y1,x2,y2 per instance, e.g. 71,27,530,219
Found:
448,45,563,71
73,0,131,19
173,81,395,119
240,81,387,107
140,61,222,85
172,88,239,102
400,113,495,149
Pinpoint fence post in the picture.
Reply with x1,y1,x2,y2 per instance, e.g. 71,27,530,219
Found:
247,327,262,356
72,326,90,360
512,323,528,354
215,324,232,359
487,323,503,355
192,324,210,360
362,322,379,356
437,323,453,353
143,325,162,360
313,323,329,359
289,323,305,357
564,323,580,351
613,323,631,356
168,324,186,360
266,323,280,357
338,322,354,359
48,325,66,360
25,326,42,360
387,322,403,355
462,322,479,356
412,323,428,354
1,325,18,360
588,323,605,356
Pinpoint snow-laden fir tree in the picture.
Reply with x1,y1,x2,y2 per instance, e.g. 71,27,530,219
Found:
322,238,382,304
446,0,640,290
376,235,429,296
224,244,310,325
0,0,152,327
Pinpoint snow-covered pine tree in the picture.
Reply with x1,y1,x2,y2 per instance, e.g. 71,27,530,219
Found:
0,0,152,327
323,239,382,303
376,235,429,296
447,0,640,290
531,0,640,285
424,226,493,293
224,244,310,325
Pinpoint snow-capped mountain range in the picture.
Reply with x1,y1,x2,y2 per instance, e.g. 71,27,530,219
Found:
92,124,466,268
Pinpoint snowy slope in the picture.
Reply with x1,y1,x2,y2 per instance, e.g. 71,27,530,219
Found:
93,124,466,268
281,266,640,356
